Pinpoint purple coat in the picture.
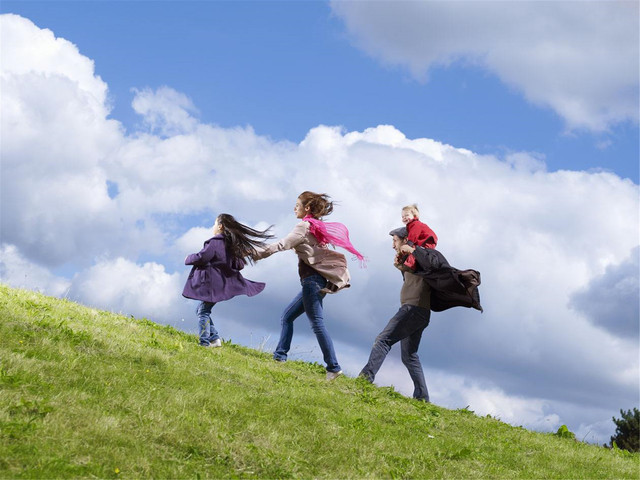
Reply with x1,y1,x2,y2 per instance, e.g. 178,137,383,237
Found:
182,235,265,303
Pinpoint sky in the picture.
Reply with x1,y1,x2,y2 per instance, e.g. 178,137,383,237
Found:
1,0,638,447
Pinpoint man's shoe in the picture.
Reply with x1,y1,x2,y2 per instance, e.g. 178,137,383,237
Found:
211,339,222,348
326,370,343,381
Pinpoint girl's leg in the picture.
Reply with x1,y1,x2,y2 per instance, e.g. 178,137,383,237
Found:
209,303,220,342
196,301,217,346
301,275,341,373
209,317,220,344
273,290,305,361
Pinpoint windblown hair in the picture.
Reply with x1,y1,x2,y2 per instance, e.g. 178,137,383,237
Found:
298,191,334,219
402,204,420,219
217,214,274,264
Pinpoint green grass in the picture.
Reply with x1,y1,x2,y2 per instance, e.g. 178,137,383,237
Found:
1,284,638,479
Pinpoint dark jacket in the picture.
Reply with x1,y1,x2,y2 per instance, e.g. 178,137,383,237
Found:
409,246,483,313
182,235,265,303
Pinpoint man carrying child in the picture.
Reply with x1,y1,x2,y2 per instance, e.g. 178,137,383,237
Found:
359,226,432,402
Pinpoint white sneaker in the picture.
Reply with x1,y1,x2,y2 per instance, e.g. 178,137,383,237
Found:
211,339,222,348
326,370,343,381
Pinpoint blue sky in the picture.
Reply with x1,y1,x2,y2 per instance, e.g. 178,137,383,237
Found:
1,1,638,447
4,0,638,181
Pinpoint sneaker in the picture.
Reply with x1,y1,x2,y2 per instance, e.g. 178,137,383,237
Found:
211,338,222,348
326,370,343,381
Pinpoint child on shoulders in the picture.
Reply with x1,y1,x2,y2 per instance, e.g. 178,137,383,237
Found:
401,204,437,270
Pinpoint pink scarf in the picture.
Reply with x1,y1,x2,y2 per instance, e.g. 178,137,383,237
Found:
303,215,366,266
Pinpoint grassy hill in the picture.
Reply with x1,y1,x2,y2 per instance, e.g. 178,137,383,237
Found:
1,284,638,479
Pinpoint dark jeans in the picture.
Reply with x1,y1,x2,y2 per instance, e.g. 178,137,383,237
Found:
359,304,431,401
273,274,341,373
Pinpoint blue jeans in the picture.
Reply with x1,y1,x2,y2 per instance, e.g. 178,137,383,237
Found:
197,301,220,346
359,304,431,401
273,274,341,373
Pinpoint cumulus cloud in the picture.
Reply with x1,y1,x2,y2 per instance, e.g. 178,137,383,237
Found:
0,244,71,297
1,13,638,446
1,15,291,266
330,0,639,131
0,15,127,267
68,258,186,324
131,86,200,137
0,13,109,115
570,246,639,339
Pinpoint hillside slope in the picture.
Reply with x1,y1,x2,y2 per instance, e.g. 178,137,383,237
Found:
1,284,637,479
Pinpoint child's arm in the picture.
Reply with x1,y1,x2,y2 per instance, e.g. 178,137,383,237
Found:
185,239,220,266
394,250,413,272
400,244,415,255
400,244,418,270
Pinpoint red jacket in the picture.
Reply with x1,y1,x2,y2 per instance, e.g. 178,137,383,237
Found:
404,219,437,269
406,219,437,249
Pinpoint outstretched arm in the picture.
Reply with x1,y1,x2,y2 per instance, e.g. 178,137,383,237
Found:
253,222,308,260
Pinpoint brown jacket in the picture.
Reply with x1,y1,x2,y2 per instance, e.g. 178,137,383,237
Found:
399,270,431,309
255,221,351,290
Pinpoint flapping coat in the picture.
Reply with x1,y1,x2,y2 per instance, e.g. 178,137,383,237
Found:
409,246,483,313
182,235,265,303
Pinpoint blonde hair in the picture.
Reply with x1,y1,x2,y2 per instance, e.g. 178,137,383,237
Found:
402,204,420,219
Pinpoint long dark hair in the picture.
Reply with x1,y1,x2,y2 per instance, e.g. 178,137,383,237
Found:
298,191,334,219
217,213,273,263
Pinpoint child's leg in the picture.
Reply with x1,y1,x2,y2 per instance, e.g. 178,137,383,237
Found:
196,301,217,346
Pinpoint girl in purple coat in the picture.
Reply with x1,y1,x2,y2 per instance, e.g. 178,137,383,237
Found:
183,214,273,347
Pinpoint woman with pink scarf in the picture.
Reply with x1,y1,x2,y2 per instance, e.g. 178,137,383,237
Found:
254,191,365,380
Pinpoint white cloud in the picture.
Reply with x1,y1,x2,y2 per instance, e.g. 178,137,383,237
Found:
0,13,109,117
2,13,638,446
330,0,639,131
570,247,639,338
1,15,289,266
0,244,71,297
0,15,128,266
175,226,213,257
68,258,185,323
131,86,199,137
